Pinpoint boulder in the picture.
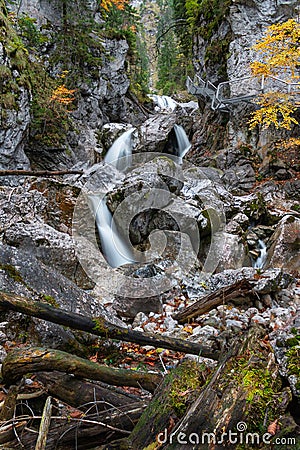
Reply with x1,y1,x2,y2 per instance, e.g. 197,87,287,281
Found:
0,243,125,351
266,215,300,272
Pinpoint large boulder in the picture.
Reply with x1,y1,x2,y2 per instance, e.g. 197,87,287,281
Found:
266,215,300,272
0,243,124,352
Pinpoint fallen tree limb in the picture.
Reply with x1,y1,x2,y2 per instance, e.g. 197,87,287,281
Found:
35,371,143,411
19,405,147,449
2,347,161,393
173,279,254,323
0,170,84,176
35,396,52,450
0,291,220,359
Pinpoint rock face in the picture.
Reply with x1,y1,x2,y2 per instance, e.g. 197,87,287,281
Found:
191,0,299,155
0,4,31,170
1,0,138,171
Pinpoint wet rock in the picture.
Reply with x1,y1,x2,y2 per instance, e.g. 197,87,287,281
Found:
137,115,177,154
0,180,92,289
284,179,300,200
211,232,249,272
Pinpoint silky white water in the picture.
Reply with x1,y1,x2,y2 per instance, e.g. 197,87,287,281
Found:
89,128,136,268
104,128,134,171
89,195,134,268
174,124,191,159
254,239,267,269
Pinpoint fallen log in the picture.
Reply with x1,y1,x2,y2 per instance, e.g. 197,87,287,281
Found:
0,170,84,176
173,279,254,323
35,371,143,411
0,291,220,359
1,347,162,393
129,359,211,449
156,326,293,450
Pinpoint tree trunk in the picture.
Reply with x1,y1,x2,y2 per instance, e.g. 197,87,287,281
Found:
0,292,220,359
35,371,142,411
128,359,212,449
2,347,162,393
173,279,254,323
160,326,292,449
0,170,83,176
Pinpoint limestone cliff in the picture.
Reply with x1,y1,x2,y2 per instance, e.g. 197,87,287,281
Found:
0,0,143,171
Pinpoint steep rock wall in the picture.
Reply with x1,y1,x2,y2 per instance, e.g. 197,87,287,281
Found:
0,0,136,170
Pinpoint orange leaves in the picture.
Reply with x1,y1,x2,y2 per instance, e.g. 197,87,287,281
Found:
100,0,129,12
50,84,76,107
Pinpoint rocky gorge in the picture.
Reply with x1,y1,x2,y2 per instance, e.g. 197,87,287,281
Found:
0,0,300,448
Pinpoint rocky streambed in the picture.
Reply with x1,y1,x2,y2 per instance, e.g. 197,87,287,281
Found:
0,99,299,448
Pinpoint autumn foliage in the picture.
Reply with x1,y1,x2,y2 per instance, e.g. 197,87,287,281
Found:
100,0,128,11
249,19,300,130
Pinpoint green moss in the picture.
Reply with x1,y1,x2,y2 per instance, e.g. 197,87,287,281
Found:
168,360,206,416
40,294,59,308
92,317,109,335
286,346,300,379
0,264,24,283
228,353,281,431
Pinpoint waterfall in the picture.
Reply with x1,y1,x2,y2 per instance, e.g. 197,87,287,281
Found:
104,128,135,171
88,128,136,268
149,94,178,111
88,195,134,268
174,124,191,159
254,239,267,269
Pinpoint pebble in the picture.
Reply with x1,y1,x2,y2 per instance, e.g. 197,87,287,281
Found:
192,325,218,337
226,319,245,331
132,312,148,328
163,316,178,332
143,322,157,333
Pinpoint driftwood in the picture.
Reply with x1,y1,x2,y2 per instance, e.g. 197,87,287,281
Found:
0,291,220,359
35,371,141,411
0,170,83,176
173,279,254,323
2,347,162,393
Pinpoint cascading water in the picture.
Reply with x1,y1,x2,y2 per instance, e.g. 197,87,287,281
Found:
174,124,191,159
148,94,178,112
88,195,134,268
89,128,135,268
254,239,267,269
104,128,135,171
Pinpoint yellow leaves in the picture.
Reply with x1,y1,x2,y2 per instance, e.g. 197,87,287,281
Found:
249,19,300,130
100,0,128,11
251,19,300,79
249,92,298,130
50,84,76,107
277,137,300,150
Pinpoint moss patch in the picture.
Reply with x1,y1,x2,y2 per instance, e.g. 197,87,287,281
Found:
0,264,24,284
